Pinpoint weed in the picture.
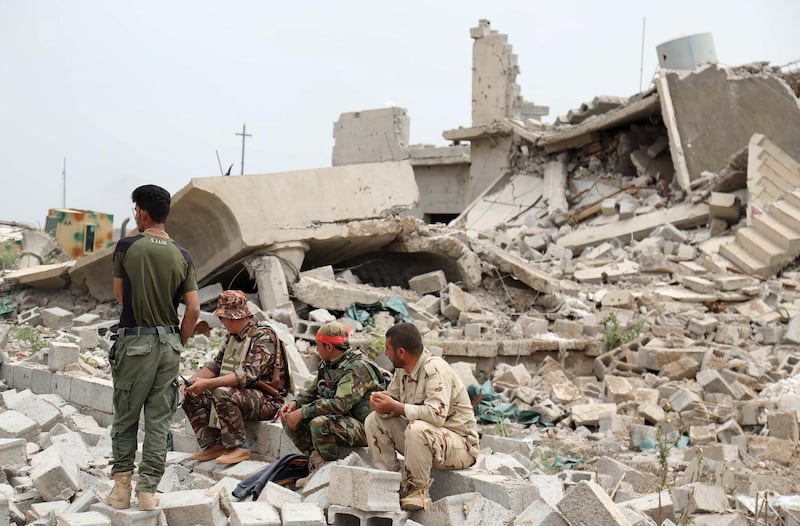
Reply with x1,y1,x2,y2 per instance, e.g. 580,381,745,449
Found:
536,447,558,474
494,414,510,438
365,331,385,361
602,312,642,350
9,325,49,353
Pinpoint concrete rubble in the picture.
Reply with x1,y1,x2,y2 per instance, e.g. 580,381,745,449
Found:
1,19,800,526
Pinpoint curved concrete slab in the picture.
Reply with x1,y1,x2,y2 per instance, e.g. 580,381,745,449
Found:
70,161,418,300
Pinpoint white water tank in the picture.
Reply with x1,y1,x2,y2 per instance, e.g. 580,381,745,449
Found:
656,33,717,71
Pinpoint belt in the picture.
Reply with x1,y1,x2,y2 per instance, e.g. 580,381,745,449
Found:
120,326,180,336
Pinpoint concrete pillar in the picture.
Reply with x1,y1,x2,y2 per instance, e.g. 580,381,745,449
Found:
19,230,56,268
245,241,308,313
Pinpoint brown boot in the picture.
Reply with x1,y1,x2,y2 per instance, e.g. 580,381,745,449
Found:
400,483,432,511
295,450,329,488
216,446,251,465
106,470,133,510
136,490,160,511
192,443,227,461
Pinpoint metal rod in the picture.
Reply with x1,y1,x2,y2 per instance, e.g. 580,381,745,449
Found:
639,17,647,92
62,157,66,208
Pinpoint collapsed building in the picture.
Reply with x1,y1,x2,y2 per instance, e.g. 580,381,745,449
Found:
1,18,800,526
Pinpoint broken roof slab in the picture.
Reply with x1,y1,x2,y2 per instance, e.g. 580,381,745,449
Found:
69,161,418,300
657,64,800,190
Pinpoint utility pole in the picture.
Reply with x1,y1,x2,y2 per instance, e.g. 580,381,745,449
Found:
235,123,252,175
62,157,66,208
639,17,647,92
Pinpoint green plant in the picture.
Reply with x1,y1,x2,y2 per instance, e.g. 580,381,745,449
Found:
9,325,49,353
0,243,21,270
494,414,510,438
536,448,558,474
602,312,642,350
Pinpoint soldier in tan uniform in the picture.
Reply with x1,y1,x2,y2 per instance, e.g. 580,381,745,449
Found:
365,323,479,511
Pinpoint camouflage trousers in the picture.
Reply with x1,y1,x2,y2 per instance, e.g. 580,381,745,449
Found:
282,414,367,461
182,386,281,449
364,413,478,490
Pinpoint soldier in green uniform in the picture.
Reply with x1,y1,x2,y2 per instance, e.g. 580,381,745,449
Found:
277,321,385,487
182,290,289,465
107,184,200,511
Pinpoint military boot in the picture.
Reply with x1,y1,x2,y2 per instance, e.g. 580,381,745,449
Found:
296,450,328,489
400,482,432,511
106,471,133,509
136,490,160,511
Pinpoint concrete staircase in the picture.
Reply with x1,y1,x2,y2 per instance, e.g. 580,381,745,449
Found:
721,189,800,276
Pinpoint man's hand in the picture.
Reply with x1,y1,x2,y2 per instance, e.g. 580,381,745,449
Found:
370,391,400,415
283,408,303,431
277,400,297,419
185,377,211,397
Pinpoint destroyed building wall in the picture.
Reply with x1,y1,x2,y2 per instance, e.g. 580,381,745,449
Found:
332,107,410,166
658,64,800,189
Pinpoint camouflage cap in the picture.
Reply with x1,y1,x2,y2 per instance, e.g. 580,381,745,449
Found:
213,290,252,320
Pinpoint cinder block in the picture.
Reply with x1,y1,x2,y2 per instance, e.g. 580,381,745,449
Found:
440,283,467,322
0,409,40,441
0,438,26,469
429,468,540,515
17,307,42,326
30,445,83,501
88,503,160,524
414,295,440,316
620,491,672,522
672,483,727,515
327,504,408,526
68,376,114,414
280,502,326,526
415,492,514,526
408,270,447,295
257,481,301,506
72,313,101,327
7,394,62,432
327,465,400,512
768,411,799,442
57,511,112,525
515,498,568,525
40,306,75,330
558,481,632,526
157,489,227,526
229,501,280,526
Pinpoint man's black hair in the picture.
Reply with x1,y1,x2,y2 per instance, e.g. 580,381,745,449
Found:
385,323,423,355
132,185,171,224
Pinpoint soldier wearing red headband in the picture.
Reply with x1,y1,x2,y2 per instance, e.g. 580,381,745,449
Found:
277,321,386,487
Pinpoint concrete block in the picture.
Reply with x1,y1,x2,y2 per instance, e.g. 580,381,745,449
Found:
7,394,62,432
65,413,105,446
57,511,112,525
440,283,467,322
697,369,739,398
257,481,301,506
515,497,568,525
40,306,75,330
768,411,799,442
16,307,42,326
414,295,440,316
68,375,114,414
408,270,447,295
28,501,69,522
327,505,409,526
416,492,513,526
158,489,227,526
672,483,727,515
280,502,326,526
30,365,53,395
709,192,741,222
0,438,26,469
327,465,400,512
229,501,280,526
72,313,101,327
629,424,657,450
430,468,540,515
553,319,582,338
494,364,532,389
557,481,632,526
571,403,617,427
30,445,83,501
0,409,40,441
668,387,701,412
660,357,699,380
603,376,634,403
88,503,160,525
72,327,100,350
620,491,672,522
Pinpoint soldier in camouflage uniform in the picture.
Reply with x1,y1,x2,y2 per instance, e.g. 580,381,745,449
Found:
366,323,479,512
277,321,385,486
181,290,289,465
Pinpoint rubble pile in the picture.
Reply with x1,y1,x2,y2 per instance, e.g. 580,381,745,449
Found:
1,18,799,526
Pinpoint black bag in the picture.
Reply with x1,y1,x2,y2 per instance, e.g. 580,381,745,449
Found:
231,453,309,500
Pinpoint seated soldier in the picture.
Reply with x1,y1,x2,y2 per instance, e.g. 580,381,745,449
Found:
276,321,385,487
182,290,288,464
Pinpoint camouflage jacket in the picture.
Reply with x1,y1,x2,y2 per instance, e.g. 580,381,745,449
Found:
294,348,383,422
204,319,289,395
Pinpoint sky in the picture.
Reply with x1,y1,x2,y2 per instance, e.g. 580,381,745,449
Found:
1,1,798,228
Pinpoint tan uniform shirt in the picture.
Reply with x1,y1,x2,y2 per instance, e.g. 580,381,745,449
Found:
386,349,479,449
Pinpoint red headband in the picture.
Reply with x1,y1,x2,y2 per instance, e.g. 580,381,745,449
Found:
315,327,351,345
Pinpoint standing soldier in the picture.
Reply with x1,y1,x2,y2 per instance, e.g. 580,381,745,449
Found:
276,322,386,487
181,290,289,464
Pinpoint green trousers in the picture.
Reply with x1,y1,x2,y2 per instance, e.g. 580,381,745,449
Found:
109,328,181,492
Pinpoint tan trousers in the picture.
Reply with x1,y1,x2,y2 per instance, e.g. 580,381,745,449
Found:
365,413,477,490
